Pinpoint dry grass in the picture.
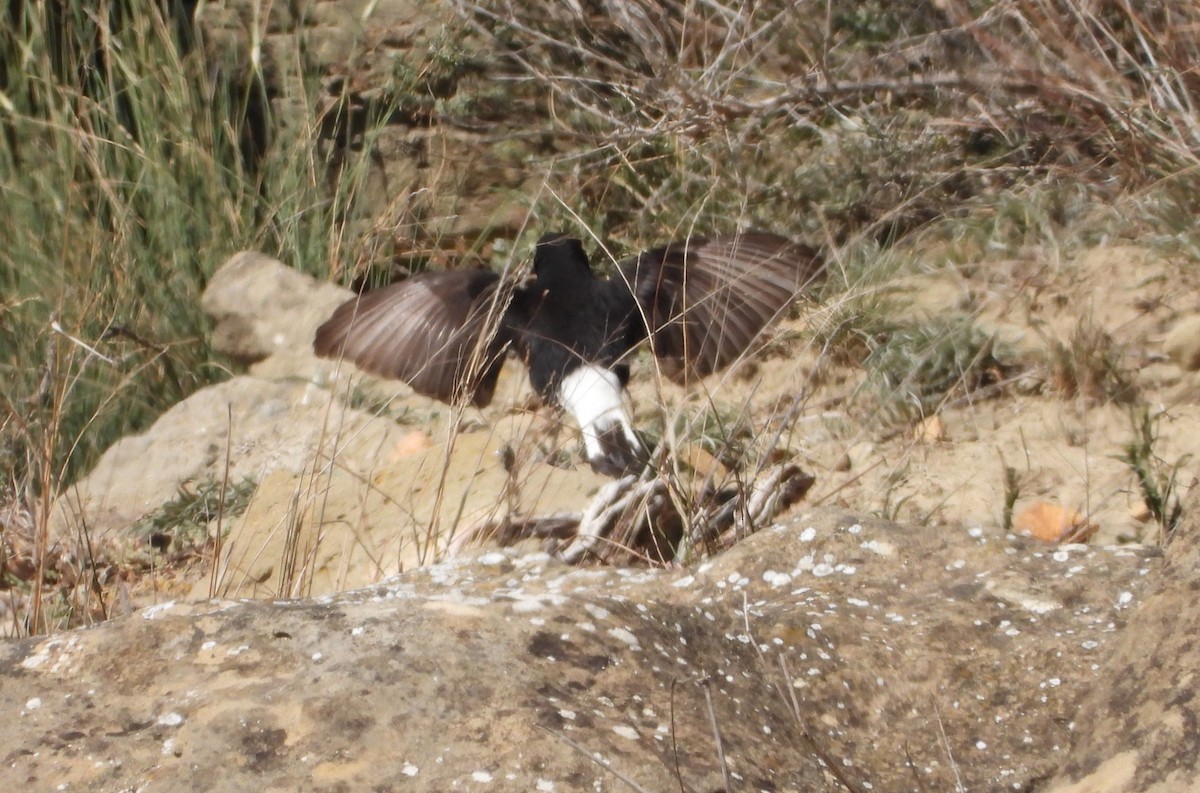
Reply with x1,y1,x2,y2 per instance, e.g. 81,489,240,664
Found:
4,0,1200,633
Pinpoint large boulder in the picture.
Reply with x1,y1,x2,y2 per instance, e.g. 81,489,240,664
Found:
1,505,1164,791
201,250,350,366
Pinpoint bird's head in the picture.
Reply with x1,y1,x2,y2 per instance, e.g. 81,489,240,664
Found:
533,233,592,287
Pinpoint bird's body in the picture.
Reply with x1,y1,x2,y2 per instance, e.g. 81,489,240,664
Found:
520,236,638,396
314,230,823,475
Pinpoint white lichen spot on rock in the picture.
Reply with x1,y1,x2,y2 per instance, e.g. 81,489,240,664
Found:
612,724,639,740
471,770,494,783
861,539,896,557
763,570,792,587
584,603,611,621
157,712,184,727
536,780,555,791
511,596,550,613
800,527,817,542
140,601,178,620
608,627,640,649
1015,596,1061,615
20,645,50,671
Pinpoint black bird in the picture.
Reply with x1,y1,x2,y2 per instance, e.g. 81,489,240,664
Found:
313,231,823,476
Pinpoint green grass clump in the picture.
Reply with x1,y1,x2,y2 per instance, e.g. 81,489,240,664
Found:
1,3,244,488
1118,407,1188,543
860,318,1003,425
130,475,258,551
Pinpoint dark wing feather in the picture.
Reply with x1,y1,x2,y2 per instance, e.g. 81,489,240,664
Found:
618,231,823,381
313,270,517,407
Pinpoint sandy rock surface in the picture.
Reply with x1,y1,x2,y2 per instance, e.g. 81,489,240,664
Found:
2,505,1172,792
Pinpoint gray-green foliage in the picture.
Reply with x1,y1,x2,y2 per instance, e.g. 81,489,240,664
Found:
1118,408,1188,542
131,476,258,549
861,318,1002,425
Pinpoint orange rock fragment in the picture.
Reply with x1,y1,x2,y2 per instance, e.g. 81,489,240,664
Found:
1013,501,1098,543
389,431,433,460
913,415,947,443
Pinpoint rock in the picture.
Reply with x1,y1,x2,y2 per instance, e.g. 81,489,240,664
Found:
52,252,364,550
48,246,617,607
913,413,947,442
0,508,1160,791
202,251,349,365
1128,499,1154,523
50,375,381,547
1163,314,1200,372
1014,501,1099,543
1045,489,1200,792
205,411,611,600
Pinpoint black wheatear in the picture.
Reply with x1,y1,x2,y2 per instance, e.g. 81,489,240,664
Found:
314,231,823,475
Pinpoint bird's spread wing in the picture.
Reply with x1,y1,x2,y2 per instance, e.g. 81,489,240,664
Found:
618,231,823,381
313,269,517,407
